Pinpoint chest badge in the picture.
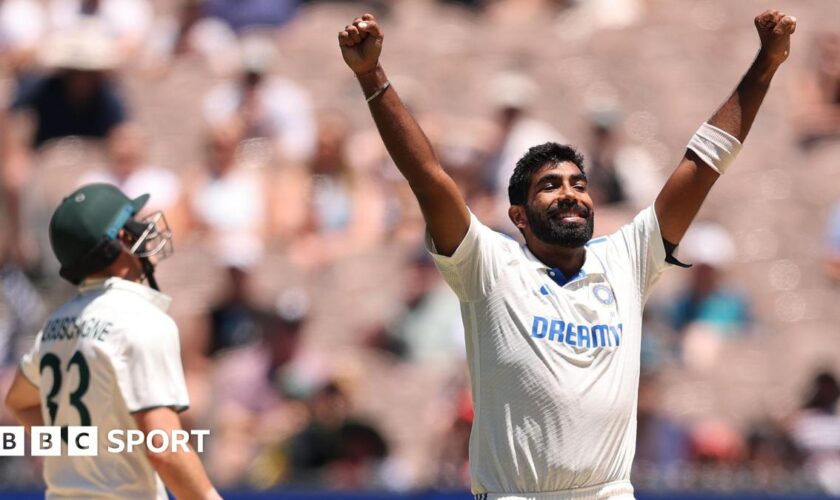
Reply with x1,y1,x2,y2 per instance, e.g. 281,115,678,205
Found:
593,284,614,305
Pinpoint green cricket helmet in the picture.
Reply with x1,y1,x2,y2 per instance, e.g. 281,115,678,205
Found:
49,183,172,286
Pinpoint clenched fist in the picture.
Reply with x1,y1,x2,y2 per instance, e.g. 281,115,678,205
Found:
755,9,796,67
338,13,383,75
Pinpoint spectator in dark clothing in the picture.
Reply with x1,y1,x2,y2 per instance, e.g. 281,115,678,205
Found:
438,0,486,9
585,111,627,206
801,371,840,413
582,108,662,210
12,23,127,145
1,26,127,267
12,70,126,148
788,371,840,494
746,421,800,473
288,381,389,488
207,265,265,355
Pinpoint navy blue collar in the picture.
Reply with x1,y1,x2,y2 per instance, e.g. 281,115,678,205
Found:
523,245,606,287
546,267,581,287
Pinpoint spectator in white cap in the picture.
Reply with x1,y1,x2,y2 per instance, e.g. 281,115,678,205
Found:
669,222,752,370
670,222,751,332
47,0,152,58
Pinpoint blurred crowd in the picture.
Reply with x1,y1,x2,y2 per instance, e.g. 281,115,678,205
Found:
0,0,840,495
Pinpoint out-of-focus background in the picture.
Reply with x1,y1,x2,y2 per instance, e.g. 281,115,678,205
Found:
0,0,839,498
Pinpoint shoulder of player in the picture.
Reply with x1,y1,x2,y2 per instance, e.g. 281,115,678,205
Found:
583,206,661,275
586,235,610,247
491,229,520,249
118,311,179,351
472,215,520,252
584,231,624,267
593,206,658,246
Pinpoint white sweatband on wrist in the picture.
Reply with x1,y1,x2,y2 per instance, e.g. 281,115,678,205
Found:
686,122,742,174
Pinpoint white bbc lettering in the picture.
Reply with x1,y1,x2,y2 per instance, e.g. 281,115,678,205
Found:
31,427,61,456
0,427,210,455
107,429,210,453
124,430,145,451
171,430,190,452
192,429,209,453
146,430,169,454
107,429,125,453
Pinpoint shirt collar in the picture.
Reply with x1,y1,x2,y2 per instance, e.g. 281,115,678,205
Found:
79,277,172,312
523,243,606,286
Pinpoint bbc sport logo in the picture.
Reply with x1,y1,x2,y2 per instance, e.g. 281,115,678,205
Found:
0,426,210,456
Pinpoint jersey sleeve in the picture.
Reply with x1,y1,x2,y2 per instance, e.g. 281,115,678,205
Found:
18,332,43,387
610,205,672,303
424,211,508,302
116,314,190,413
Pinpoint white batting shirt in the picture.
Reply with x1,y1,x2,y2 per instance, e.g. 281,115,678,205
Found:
19,277,190,499
426,206,671,500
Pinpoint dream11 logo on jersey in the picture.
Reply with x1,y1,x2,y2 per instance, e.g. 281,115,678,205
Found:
0,427,210,456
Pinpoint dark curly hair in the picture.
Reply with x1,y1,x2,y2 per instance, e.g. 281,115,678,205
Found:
507,142,586,206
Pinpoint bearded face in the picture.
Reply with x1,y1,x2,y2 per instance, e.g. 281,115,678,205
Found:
517,161,595,248
525,199,594,248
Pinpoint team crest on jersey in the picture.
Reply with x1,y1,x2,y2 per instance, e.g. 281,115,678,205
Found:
593,284,614,305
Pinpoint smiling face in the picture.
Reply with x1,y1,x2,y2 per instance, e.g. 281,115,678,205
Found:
516,161,595,248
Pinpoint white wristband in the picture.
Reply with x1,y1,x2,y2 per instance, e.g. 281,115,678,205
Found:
686,122,742,174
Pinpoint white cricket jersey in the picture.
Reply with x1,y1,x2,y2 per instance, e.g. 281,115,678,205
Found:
426,206,671,499
19,277,190,499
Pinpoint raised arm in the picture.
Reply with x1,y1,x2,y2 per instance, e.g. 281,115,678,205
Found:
655,9,796,244
338,14,469,256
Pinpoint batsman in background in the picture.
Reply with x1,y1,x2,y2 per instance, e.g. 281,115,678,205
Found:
339,9,795,500
4,184,220,499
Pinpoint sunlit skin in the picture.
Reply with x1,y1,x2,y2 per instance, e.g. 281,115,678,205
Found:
509,161,595,279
